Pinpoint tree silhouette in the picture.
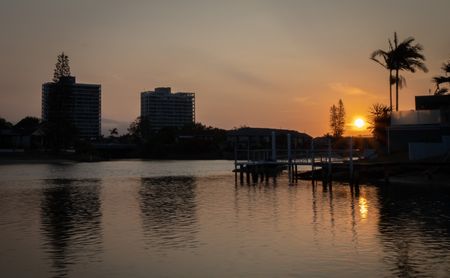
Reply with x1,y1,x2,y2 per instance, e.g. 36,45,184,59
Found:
109,128,119,137
391,33,428,111
53,52,71,82
371,33,427,111
433,59,450,95
128,116,152,141
329,99,345,138
0,117,13,129
371,45,395,111
43,119,78,152
368,103,391,144
14,116,40,132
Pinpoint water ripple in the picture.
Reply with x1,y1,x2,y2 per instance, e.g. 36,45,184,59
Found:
1,161,450,277
39,179,103,277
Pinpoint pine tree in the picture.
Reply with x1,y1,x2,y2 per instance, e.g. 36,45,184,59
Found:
53,52,71,82
336,99,345,137
330,104,338,137
329,99,345,138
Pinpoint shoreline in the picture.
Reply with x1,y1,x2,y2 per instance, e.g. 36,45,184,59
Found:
2,154,449,187
0,153,232,165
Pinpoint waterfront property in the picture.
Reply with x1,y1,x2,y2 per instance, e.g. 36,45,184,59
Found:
229,127,312,182
227,127,312,153
42,76,101,140
140,87,195,131
389,94,450,159
228,128,366,183
0,125,44,150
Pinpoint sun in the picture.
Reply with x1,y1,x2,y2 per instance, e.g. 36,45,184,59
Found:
354,118,365,129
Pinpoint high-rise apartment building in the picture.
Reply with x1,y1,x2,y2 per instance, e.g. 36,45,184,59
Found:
140,87,195,130
42,76,101,139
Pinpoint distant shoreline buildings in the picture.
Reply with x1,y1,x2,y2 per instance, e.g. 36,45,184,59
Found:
42,76,101,140
140,87,195,131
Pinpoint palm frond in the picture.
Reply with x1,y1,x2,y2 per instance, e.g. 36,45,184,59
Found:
398,75,406,89
390,74,406,88
433,76,450,85
442,60,450,74
434,88,448,96
370,49,389,68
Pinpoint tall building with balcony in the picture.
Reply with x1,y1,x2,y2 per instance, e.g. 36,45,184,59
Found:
42,76,101,140
140,87,195,131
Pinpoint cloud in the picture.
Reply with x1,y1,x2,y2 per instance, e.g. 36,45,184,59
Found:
293,96,309,102
218,65,276,90
293,96,317,105
168,46,277,91
329,82,375,97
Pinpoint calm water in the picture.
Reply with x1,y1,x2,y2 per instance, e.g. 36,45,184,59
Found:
0,160,449,277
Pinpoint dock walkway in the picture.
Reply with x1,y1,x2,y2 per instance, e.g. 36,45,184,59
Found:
233,133,362,184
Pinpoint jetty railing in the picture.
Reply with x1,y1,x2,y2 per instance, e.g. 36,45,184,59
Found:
233,135,364,183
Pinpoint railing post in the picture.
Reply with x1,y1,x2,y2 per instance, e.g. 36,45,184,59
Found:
288,133,292,182
349,136,353,181
247,140,250,162
310,138,315,173
234,141,237,169
328,137,332,178
271,131,277,162
387,127,391,155
234,141,237,182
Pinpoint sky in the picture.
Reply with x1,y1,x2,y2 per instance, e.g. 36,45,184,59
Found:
1,0,449,136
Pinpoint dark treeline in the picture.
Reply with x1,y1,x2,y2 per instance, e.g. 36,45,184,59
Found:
0,116,230,160
119,117,229,159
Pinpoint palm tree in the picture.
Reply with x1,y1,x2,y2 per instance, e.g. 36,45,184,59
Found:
433,59,450,95
390,33,428,111
371,33,428,111
371,46,394,111
109,128,119,137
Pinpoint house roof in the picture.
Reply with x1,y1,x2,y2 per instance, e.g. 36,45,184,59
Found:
227,127,311,138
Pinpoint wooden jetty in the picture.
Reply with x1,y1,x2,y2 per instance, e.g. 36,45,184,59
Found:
233,131,450,186
233,132,363,184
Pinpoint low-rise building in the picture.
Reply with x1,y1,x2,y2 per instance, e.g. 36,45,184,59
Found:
389,94,450,159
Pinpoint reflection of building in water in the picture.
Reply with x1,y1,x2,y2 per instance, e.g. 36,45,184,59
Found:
40,179,102,277
377,186,450,277
139,177,198,249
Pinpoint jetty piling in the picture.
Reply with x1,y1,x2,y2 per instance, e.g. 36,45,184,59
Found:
271,131,276,161
349,136,354,183
233,134,362,185
288,133,292,183
327,137,332,179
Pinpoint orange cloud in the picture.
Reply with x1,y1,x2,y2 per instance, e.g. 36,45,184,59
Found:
293,96,316,105
329,82,375,97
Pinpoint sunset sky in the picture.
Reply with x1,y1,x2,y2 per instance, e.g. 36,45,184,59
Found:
1,0,449,136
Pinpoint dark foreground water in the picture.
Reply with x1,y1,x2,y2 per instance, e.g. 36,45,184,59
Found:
0,160,449,277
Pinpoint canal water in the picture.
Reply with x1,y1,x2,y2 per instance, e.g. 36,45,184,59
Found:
0,160,449,277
